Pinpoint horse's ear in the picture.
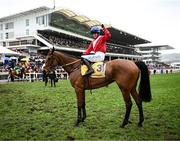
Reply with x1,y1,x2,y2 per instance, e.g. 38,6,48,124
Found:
49,46,55,55
51,46,55,55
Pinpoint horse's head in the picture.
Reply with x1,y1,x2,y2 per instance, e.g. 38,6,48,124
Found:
43,48,80,73
43,47,59,73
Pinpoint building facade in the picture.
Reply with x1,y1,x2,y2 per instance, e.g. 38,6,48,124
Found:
0,6,151,60
0,7,52,56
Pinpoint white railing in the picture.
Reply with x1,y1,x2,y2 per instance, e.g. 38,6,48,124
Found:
26,72,69,82
149,69,180,75
0,72,69,82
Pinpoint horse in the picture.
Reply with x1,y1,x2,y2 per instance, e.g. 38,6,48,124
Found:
43,48,151,128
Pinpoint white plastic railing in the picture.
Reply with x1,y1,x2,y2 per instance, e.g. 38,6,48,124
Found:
0,72,69,82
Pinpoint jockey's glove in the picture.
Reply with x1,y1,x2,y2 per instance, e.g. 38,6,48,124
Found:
101,24,105,29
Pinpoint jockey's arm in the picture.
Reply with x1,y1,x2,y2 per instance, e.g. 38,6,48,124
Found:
102,26,111,42
83,42,93,55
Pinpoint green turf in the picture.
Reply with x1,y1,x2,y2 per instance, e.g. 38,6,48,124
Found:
0,73,180,140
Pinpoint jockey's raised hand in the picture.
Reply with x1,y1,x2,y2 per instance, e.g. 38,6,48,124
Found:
101,24,105,29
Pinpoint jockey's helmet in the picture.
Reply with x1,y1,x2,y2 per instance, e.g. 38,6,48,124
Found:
90,26,100,34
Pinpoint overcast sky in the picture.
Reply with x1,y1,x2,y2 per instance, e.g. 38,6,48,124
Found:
0,0,180,54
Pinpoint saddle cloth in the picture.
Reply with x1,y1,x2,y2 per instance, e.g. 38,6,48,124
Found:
81,62,106,78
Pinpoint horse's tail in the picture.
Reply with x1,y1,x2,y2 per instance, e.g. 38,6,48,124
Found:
135,61,152,102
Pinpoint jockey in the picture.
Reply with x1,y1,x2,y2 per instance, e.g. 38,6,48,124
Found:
81,24,111,75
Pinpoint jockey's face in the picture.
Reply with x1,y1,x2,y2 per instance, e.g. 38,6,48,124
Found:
93,33,99,39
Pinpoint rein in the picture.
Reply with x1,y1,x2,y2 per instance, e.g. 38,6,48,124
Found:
61,59,81,74
61,59,81,67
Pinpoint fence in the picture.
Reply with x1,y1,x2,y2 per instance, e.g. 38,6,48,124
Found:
0,72,69,82
1,69,180,83
149,69,180,75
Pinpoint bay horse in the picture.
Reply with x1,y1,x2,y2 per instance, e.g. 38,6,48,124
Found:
43,49,151,128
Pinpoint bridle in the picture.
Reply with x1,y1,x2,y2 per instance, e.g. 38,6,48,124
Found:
47,58,81,74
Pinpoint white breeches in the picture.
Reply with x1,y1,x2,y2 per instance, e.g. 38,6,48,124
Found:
81,52,105,62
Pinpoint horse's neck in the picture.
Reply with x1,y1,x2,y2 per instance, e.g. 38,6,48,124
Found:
54,51,78,73
55,51,77,64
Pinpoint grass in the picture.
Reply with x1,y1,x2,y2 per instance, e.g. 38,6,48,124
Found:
0,73,180,140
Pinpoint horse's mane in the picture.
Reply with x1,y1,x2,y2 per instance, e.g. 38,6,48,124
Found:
55,51,81,60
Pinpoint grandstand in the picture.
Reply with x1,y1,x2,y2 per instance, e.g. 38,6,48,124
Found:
135,45,174,68
0,6,151,61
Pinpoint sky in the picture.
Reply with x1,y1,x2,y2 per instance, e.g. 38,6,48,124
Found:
0,0,180,54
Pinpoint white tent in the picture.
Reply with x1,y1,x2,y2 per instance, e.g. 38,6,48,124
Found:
0,46,20,56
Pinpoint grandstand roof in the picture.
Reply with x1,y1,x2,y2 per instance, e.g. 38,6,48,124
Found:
55,9,102,28
108,27,150,45
73,15,90,23
51,9,151,45
58,9,77,17
85,20,101,27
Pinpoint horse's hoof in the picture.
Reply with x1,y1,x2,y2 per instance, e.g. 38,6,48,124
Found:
120,123,127,128
74,120,81,127
120,120,129,128
138,123,143,127
120,124,125,128
128,121,132,124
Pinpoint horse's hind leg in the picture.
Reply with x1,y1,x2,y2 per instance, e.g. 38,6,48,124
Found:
130,87,144,127
120,89,132,128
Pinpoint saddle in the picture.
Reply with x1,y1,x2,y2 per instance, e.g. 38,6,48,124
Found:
81,62,106,78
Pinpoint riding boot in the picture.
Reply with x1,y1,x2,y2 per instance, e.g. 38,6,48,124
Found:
82,58,94,76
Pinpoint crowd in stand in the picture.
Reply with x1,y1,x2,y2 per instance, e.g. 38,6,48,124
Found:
106,46,139,55
40,32,89,50
39,31,139,55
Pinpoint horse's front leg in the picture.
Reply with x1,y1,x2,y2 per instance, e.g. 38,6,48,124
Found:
74,88,86,126
82,102,86,122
